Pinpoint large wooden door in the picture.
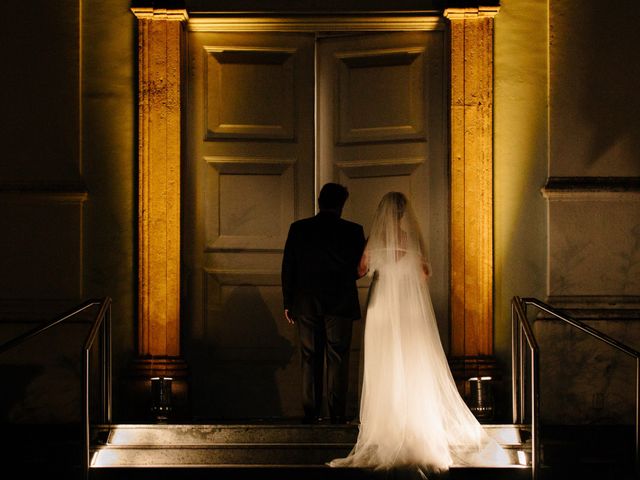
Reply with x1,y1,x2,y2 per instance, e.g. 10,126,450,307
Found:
185,30,446,420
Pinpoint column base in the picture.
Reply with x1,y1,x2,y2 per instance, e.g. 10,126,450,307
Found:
449,355,503,422
122,356,189,422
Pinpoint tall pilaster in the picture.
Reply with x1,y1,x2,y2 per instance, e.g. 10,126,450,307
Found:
129,6,188,419
444,7,500,388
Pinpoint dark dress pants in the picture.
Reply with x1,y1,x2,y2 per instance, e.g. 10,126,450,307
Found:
297,314,353,419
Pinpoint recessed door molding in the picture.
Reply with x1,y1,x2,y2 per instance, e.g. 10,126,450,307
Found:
130,6,499,404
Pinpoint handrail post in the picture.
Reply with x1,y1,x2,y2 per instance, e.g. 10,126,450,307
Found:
107,304,112,424
81,297,113,479
100,305,111,424
532,342,540,480
636,357,639,477
512,300,519,424
511,297,540,476
99,318,105,424
519,303,526,423
82,346,90,480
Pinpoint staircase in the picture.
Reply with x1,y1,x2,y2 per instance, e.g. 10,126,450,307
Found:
88,423,532,479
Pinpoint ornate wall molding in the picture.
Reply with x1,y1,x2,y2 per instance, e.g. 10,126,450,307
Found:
545,295,640,320
542,176,640,200
0,183,88,203
187,16,445,32
130,7,500,403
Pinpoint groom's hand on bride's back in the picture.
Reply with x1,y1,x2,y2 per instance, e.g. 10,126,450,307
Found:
284,309,295,325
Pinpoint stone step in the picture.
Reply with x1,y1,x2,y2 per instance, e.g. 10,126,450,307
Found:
96,423,528,447
90,423,532,470
89,466,532,480
89,465,534,480
92,444,528,467
99,424,359,445
92,443,353,467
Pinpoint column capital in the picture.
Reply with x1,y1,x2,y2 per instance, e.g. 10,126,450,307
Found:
131,7,189,21
444,6,500,20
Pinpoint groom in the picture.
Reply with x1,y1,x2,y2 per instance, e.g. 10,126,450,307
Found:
282,183,366,424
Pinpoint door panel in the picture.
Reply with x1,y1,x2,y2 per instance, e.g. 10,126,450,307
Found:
204,47,297,140
185,32,315,420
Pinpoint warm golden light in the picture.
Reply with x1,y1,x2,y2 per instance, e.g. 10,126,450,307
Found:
517,449,528,466
486,425,522,445
91,449,121,468
131,7,187,360
444,7,499,372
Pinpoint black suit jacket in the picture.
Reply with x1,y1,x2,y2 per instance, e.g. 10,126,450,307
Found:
282,211,366,320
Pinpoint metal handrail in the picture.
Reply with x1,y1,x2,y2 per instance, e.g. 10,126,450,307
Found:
512,296,640,478
0,297,112,480
511,296,540,479
82,297,112,479
0,299,101,354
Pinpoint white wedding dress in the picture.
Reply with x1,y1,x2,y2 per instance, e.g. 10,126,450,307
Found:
329,192,508,474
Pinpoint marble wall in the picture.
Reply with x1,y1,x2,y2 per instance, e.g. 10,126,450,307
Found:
535,316,639,424
536,0,640,424
492,0,640,425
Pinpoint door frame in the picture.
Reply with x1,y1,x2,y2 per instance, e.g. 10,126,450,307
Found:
130,7,500,405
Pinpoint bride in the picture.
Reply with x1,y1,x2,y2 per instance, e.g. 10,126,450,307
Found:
329,192,508,473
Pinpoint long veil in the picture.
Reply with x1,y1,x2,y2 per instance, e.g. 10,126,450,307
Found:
330,192,508,472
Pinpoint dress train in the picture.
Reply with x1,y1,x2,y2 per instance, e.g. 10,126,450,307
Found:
329,252,508,473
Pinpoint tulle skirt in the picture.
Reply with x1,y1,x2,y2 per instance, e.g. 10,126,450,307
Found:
329,256,508,471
